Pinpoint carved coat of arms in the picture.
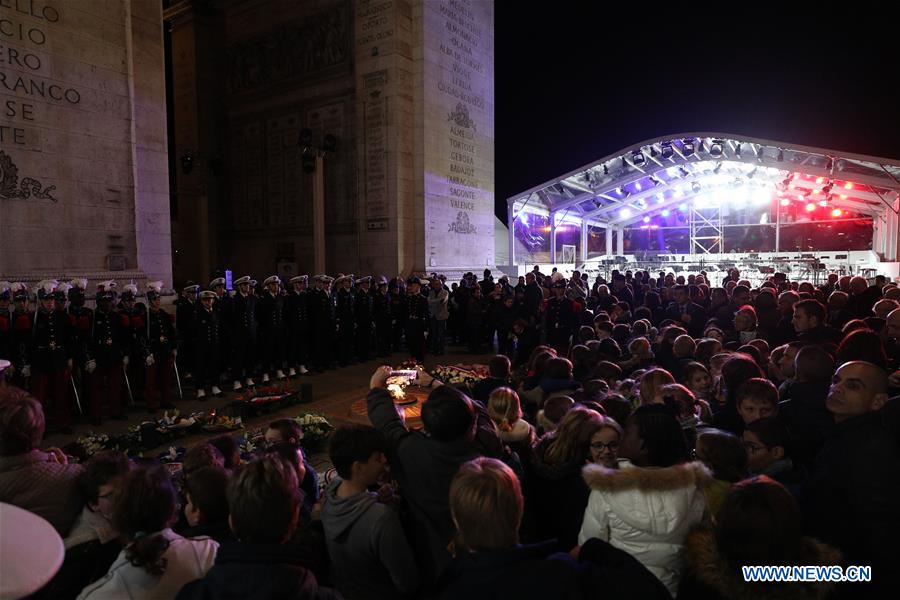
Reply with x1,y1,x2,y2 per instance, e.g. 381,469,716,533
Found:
447,102,477,132
448,211,477,234
0,150,57,202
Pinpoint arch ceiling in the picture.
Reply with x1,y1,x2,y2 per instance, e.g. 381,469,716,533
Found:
507,133,900,229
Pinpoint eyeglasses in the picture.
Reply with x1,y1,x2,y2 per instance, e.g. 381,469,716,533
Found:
590,441,619,452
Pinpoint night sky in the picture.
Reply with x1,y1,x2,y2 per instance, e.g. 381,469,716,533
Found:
494,6,900,221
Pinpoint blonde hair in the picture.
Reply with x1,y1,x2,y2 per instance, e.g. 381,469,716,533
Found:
543,406,604,466
639,368,676,405
450,457,522,552
488,387,522,432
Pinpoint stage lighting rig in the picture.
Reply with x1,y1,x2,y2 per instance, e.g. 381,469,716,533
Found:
661,142,674,159
682,139,695,156
710,139,725,157
632,151,646,166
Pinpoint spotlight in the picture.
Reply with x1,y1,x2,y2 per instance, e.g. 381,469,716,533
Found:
650,147,658,157
603,164,609,175
661,209,670,217
661,142,674,159
682,139,695,156
678,203,688,212
831,208,843,217
643,216,651,224
710,139,724,157
632,151,646,166
805,202,816,212
620,207,632,219
691,181,702,194
635,182,642,191
656,194,665,204
780,198,791,206
844,182,853,190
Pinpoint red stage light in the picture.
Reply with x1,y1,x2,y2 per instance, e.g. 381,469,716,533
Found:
844,182,853,190
805,202,816,212
816,176,824,184
780,198,791,206
831,208,843,217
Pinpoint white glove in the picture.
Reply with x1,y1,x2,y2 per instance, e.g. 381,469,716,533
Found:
145,354,155,367
122,356,130,367
21,365,31,378
85,359,97,374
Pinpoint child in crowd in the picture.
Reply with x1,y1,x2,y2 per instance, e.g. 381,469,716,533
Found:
181,466,232,544
694,428,748,518
735,377,779,426
321,424,420,600
488,387,536,460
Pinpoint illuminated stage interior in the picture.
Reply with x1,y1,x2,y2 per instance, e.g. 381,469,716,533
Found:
504,134,900,282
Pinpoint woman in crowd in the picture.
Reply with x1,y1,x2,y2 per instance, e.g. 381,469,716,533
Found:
579,404,711,597
78,466,218,599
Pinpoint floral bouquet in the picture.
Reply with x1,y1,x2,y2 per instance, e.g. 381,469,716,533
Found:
236,383,295,405
294,413,334,452
72,432,114,460
199,409,244,432
429,364,487,387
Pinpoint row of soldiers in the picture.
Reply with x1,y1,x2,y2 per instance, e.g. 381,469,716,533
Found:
0,273,433,430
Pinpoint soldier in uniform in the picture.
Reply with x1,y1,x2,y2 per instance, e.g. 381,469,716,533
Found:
543,278,577,356
308,275,335,372
0,283,12,372
354,276,374,362
175,283,199,381
118,283,146,407
334,275,356,367
210,277,232,385
30,281,73,432
143,281,177,410
194,290,222,399
285,275,310,377
230,275,258,391
10,283,33,388
404,276,429,364
389,279,405,352
66,278,93,405
90,285,127,425
257,275,287,383
372,277,392,357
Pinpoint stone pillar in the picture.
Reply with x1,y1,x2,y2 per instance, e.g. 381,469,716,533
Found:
356,0,494,276
0,0,171,288
164,0,223,285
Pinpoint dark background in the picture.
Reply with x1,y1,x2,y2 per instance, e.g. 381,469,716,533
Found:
494,5,900,221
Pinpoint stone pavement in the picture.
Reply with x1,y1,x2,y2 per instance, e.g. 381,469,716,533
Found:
43,345,493,457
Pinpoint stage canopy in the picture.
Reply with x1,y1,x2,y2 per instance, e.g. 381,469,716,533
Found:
506,133,900,266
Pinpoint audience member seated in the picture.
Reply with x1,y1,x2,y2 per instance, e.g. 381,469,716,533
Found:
579,404,710,596
836,328,888,369
79,466,218,599
538,357,582,403
679,476,840,600
792,299,842,348
181,466,233,544
177,456,339,600
36,450,131,600
805,361,900,598
694,428,749,517
524,407,605,551
777,346,835,468
637,368,676,407
743,416,806,493
712,354,764,434
488,387,535,462
265,418,321,509
435,458,583,600
587,416,623,468
0,388,84,536
470,355,512,402
536,395,575,436
207,434,241,471
734,378,779,429
321,424,419,600
366,366,502,586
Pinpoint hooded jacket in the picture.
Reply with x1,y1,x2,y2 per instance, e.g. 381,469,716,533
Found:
320,477,419,599
579,461,712,596
678,527,841,600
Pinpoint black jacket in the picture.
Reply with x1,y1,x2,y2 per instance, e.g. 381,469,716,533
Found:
804,411,900,594
433,540,583,600
366,387,502,586
777,381,834,469
175,541,339,600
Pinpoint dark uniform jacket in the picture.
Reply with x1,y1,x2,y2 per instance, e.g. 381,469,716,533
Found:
91,309,127,367
31,309,70,372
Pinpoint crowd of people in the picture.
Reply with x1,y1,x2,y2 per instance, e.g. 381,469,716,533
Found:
2,264,900,599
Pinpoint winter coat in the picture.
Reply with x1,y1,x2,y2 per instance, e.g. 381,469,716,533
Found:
777,382,834,469
320,477,420,599
522,436,591,551
175,540,339,600
433,540,583,600
78,529,217,600
0,450,84,536
579,461,712,596
366,387,502,586
678,527,841,600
